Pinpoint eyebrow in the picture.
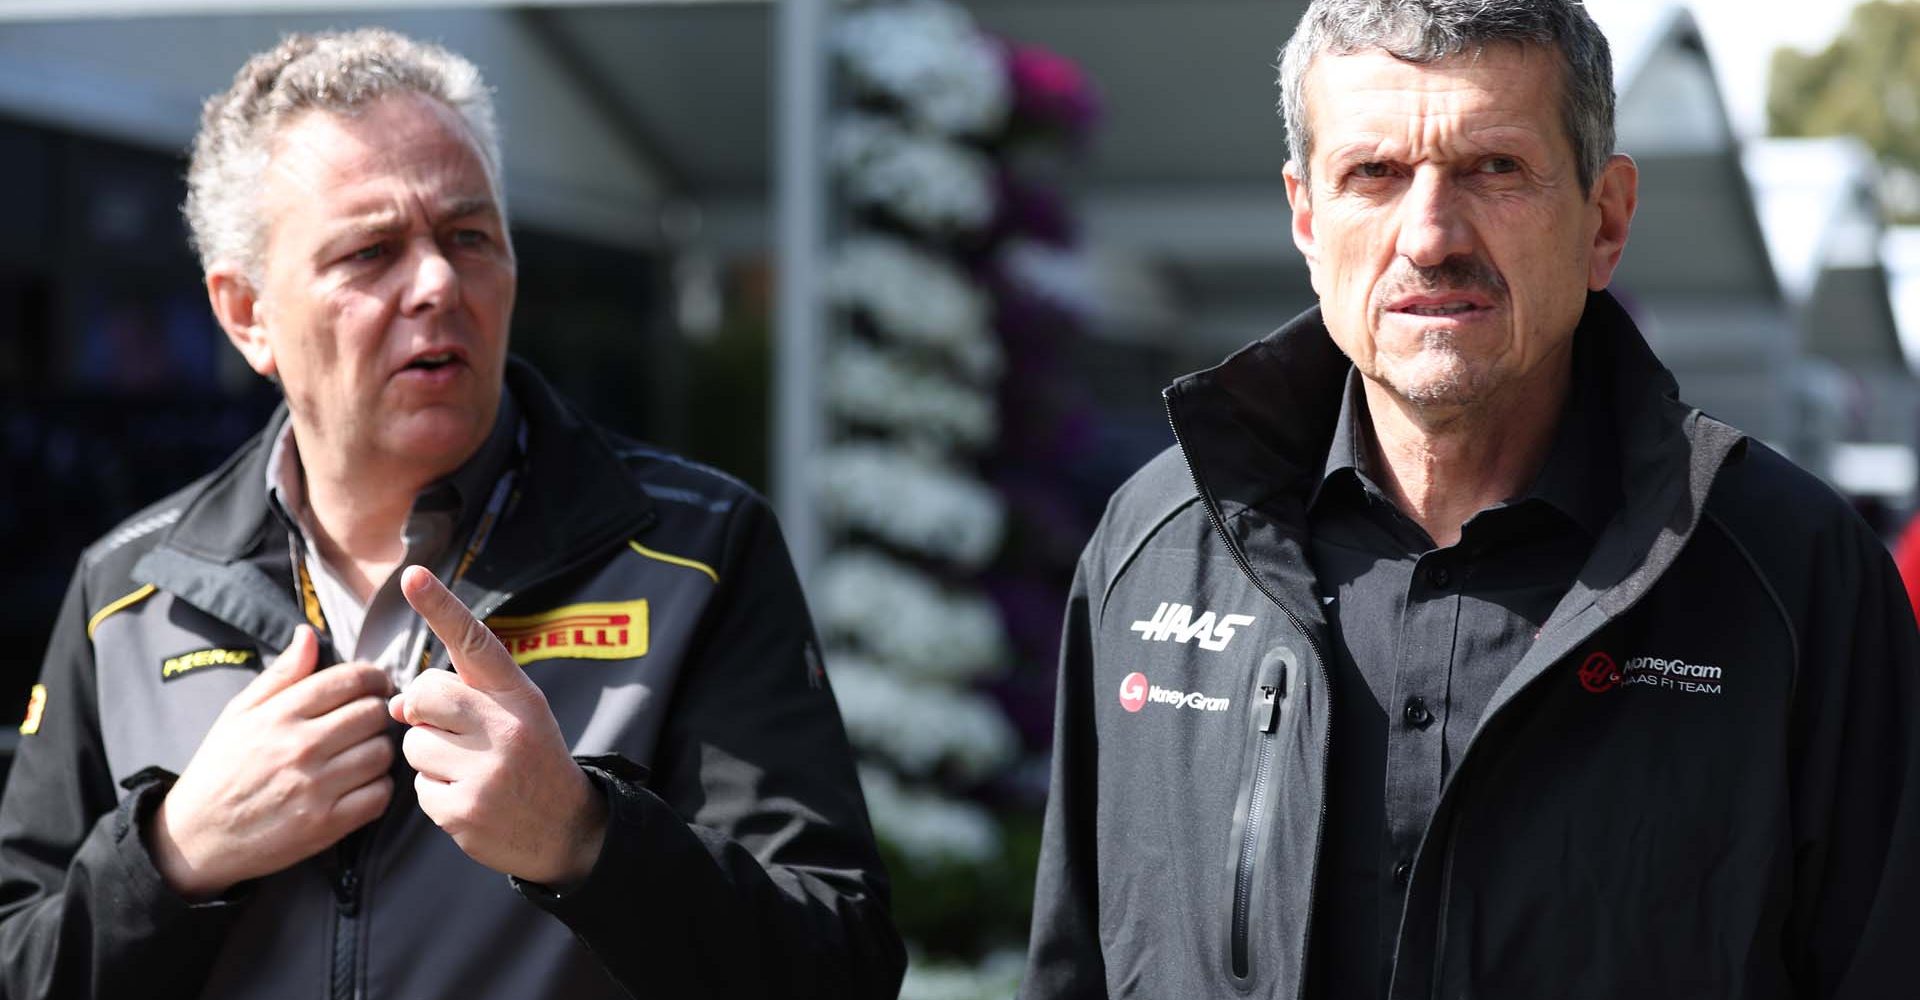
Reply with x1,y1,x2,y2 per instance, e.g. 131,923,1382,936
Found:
313,196,502,258
439,197,500,224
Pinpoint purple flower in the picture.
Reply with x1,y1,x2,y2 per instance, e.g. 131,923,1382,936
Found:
1002,41,1101,139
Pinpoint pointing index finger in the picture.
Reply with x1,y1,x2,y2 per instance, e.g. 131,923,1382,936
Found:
400,565,529,694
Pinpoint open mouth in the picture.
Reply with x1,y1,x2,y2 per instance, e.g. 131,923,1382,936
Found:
1399,302,1480,317
405,351,460,372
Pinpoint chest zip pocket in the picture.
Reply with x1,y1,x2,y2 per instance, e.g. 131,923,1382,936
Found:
1226,645,1295,987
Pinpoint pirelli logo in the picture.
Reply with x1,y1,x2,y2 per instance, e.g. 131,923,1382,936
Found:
161,647,256,681
487,600,649,666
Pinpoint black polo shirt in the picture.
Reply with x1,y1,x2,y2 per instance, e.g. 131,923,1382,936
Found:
1303,368,1620,999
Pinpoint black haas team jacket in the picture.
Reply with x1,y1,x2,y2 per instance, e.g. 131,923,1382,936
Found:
0,359,903,999
1023,292,1920,999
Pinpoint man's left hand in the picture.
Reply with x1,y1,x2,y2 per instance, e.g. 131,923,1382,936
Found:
392,565,608,886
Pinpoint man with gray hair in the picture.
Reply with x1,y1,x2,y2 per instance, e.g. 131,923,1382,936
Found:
0,28,902,999
1023,1,1918,997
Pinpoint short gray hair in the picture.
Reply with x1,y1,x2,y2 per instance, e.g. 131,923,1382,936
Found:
1278,0,1615,193
183,28,505,275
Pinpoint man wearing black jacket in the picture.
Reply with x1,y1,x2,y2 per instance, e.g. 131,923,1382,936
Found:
0,28,902,999
1023,1,1920,998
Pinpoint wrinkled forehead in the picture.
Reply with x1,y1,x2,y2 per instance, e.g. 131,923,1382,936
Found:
256,94,503,235
271,94,496,191
1299,42,1569,154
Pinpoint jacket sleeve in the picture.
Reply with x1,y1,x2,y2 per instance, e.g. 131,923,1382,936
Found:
514,496,905,999
1786,516,1920,999
1019,557,1109,999
0,567,241,999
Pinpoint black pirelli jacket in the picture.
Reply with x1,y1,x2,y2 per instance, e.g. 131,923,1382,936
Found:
0,359,904,1000
1021,292,1920,999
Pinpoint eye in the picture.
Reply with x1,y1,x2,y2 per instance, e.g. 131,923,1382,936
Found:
451,228,491,248
347,243,385,264
1353,161,1394,179
1477,156,1521,175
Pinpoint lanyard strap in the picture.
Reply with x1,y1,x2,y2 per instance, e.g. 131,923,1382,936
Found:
289,419,528,671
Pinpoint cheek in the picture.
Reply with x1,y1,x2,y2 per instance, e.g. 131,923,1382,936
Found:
321,293,403,383
460,262,516,322
1318,220,1391,352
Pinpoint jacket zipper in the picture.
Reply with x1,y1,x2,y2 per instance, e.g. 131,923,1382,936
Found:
1231,664,1287,979
1164,392,1332,996
329,830,374,1000
316,544,593,1000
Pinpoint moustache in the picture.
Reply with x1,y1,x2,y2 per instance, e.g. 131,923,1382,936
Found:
1378,256,1509,304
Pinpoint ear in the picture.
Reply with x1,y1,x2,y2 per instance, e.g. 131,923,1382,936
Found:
1284,159,1319,268
207,263,276,379
1586,153,1638,291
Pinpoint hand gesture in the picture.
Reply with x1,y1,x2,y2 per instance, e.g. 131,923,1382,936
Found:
149,625,394,899
391,566,606,885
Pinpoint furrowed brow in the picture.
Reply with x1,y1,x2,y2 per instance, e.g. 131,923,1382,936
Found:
440,197,501,225
313,212,406,261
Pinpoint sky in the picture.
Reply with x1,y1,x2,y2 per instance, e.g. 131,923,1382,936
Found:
1590,0,1868,138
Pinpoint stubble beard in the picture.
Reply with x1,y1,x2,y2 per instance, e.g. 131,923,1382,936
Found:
1367,329,1500,411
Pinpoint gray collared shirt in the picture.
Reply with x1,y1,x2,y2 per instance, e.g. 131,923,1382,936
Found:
1304,368,1619,999
265,390,521,682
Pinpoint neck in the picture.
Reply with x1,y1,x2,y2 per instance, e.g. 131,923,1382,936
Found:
293,436,436,604
1360,356,1572,549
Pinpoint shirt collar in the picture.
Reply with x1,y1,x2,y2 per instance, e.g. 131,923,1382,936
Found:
265,387,522,543
1519,366,1615,537
1307,361,1616,538
1308,367,1375,512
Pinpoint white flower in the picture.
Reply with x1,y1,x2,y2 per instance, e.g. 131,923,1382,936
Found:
815,444,1005,568
815,553,1007,680
826,338,998,450
899,949,1027,1000
999,238,1102,320
828,234,1003,381
858,765,1003,867
815,547,1009,681
833,114,997,236
836,1,1010,138
833,659,1020,779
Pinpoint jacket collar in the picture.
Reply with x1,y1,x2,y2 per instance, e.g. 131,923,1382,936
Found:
135,356,655,648
1165,290,1747,689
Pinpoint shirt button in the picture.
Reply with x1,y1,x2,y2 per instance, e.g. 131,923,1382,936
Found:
1393,859,1412,887
1426,564,1452,589
1403,697,1433,729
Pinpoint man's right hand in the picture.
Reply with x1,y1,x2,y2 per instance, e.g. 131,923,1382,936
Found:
147,625,395,900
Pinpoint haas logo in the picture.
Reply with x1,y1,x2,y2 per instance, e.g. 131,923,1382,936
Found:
1577,651,1621,693
1129,602,1256,652
1119,672,1149,713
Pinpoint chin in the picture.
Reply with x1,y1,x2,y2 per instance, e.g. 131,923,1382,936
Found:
381,414,491,472
1379,354,1498,410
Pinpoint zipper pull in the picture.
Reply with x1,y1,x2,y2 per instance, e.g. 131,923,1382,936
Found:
1254,649,1293,733
1259,663,1287,733
333,866,360,915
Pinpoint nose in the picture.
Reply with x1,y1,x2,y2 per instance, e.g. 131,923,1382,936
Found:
1394,167,1474,268
401,241,460,317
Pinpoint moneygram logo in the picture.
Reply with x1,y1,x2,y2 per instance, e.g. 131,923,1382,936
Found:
1578,650,1724,696
1129,601,1256,652
1117,672,1231,714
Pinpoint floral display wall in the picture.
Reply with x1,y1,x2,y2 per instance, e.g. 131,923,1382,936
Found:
824,2,1103,995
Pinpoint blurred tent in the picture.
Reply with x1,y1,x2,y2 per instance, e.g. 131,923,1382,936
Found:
1,0,1912,459
1747,138,1918,502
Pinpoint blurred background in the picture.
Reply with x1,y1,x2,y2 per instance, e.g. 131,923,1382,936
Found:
1,0,1917,993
